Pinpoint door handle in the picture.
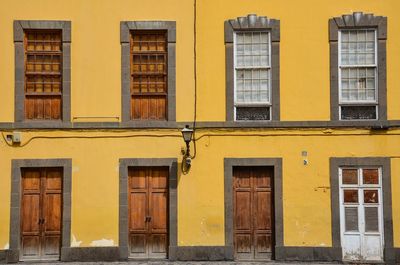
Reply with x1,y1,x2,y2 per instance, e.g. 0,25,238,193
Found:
38,218,45,224
145,216,152,222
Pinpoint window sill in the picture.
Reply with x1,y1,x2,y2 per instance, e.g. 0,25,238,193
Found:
120,120,178,129
13,121,72,129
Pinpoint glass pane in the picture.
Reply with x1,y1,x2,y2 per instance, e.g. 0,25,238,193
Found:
340,30,376,66
244,33,252,43
237,44,244,55
366,31,375,41
237,33,244,44
252,69,260,79
341,67,376,102
364,190,379,203
252,33,260,43
260,32,268,43
344,190,358,203
365,207,379,232
363,169,379,184
342,169,358,184
261,44,268,55
237,55,244,66
345,207,359,231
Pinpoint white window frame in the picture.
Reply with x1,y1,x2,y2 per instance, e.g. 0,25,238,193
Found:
338,29,378,120
233,31,272,121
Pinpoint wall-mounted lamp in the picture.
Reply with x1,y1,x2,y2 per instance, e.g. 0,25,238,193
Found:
181,125,194,173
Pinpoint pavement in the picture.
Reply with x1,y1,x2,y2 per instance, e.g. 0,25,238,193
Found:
0,260,348,265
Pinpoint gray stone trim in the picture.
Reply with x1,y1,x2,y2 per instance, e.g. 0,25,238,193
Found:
225,14,280,122
224,158,283,260
119,158,177,260
396,248,400,262
120,21,176,124
13,20,72,125
275,246,342,261
1,119,400,130
169,246,233,261
60,247,120,262
0,250,6,262
7,159,72,263
329,12,387,122
329,157,394,263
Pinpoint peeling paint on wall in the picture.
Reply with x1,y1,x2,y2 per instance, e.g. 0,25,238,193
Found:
3,243,9,249
71,235,82,247
89,238,114,247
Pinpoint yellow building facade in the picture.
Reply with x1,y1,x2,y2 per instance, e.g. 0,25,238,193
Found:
0,0,399,263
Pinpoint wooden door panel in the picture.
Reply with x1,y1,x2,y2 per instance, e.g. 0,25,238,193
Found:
235,234,252,260
43,194,62,232
150,192,167,231
130,168,147,189
21,170,41,259
150,168,168,189
43,236,60,256
129,167,169,259
255,234,272,259
22,170,41,190
130,193,147,231
21,168,62,261
21,236,40,258
45,170,62,190
254,168,272,188
255,191,272,230
233,167,274,261
235,191,252,230
149,234,167,257
129,234,147,256
21,195,40,233
234,168,251,188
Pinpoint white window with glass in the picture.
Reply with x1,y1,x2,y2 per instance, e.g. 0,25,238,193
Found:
339,29,378,120
234,31,271,120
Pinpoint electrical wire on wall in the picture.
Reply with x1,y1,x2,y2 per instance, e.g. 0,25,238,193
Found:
191,0,198,159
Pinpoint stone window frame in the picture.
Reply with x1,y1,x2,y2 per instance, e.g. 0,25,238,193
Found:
7,159,72,263
329,157,395,263
224,158,283,260
329,12,387,122
118,158,177,260
120,21,176,126
225,14,280,122
13,20,72,125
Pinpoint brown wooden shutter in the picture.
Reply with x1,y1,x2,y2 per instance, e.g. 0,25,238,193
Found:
24,30,62,120
130,31,167,120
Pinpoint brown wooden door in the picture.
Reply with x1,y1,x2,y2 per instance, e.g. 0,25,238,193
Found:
129,167,168,259
233,167,274,260
21,168,63,261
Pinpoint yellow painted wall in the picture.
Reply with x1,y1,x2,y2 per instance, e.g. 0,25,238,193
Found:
1,130,400,248
0,0,399,252
0,0,195,123
197,0,400,121
0,0,399,122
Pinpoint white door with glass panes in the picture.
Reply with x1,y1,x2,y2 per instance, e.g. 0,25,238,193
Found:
339,168,384,261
